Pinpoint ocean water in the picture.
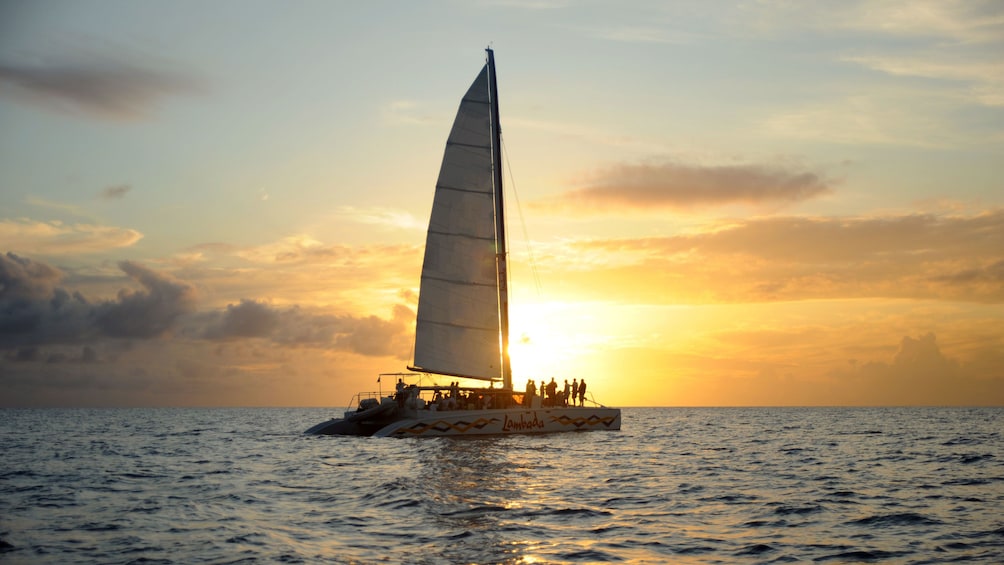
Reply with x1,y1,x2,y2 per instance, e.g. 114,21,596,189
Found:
1,407,1001,564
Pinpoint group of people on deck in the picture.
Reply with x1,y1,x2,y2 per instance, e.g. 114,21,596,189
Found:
524,377,587,408
397,378,511,411
393,376,589,412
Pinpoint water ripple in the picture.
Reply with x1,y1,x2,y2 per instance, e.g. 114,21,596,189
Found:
1,407,1002,563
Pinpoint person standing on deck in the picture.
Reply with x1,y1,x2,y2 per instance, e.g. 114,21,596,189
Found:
570,379,578,406
563,380,571,407
577,379,587,407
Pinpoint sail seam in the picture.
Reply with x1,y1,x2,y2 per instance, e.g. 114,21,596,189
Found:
435,184,492,196
420,274,495,287
427,228,493,242
445,141,491,150
416,318,499,332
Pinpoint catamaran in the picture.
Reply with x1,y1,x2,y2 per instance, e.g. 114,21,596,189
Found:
306,48,621,437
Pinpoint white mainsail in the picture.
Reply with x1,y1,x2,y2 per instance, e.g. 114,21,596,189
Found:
412,65,503,380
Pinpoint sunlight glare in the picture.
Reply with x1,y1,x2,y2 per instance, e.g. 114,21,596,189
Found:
507,301,602,382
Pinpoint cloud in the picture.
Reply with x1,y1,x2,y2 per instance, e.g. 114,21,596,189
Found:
0,253,196,347
4,344,99,365
669,212,1004,262
533,160,832,214
203,299,280,339
161,238,421,323
482,0,570,9
0,218,142,255
100,184,132,199
198,299,412,358
762,95,897,146
593,25,698,44
234,234,418,269
931,259,1004,286
0,251,424,406
740,1,1004,44
828,333,1004,406
0,251,63,301
834,1,1004,44
95,261,198,338
382,100,438,125
744,1,1004,143
1,253,416,370
24,196,88,216
557,210,1004,303
843,55,1004,108
0,58,199,120
332,206,425,230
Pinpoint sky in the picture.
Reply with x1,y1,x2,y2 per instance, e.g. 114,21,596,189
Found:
1,0,1002,407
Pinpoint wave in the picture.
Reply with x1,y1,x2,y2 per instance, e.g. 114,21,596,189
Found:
848,512,943,527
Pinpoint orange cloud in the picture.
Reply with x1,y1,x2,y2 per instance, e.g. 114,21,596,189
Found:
171,238,421,313
533,160,832,214
0,219,142,255
554,210,1004,303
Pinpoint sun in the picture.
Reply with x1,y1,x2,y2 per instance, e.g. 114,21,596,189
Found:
506,301,580,382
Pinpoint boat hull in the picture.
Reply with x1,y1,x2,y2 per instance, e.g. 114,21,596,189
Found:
376,406,620,437
306,406,620,437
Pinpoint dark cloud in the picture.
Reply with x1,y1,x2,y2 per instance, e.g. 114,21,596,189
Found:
4,344,99,364
203,299,281,339
329,304,414,357
95,261,197,338
2,253,414,358
0,253,195,348
0,59,199,120
1,253,420,406
535,160,832,213
199,299,412,358
100,184,132,199
6,346,40,363
930,259,1004,285
0,253,90,340
0,251,63,300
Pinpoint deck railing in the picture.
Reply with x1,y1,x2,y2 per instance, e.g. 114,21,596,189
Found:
347,382,606,412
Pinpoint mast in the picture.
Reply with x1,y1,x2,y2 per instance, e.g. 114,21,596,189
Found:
486,47,512,391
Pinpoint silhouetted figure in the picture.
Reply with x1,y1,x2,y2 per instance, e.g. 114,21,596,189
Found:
546,378,558,406
577,379,587,406
524,379,535,407
563,380,570,407
395,378,407,408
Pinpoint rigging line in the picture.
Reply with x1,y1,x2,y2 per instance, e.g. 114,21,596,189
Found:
499,133,543,297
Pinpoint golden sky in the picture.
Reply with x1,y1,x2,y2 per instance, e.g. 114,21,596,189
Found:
1,1,1002,407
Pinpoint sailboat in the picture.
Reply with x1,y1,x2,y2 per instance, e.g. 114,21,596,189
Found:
306,49,621,437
